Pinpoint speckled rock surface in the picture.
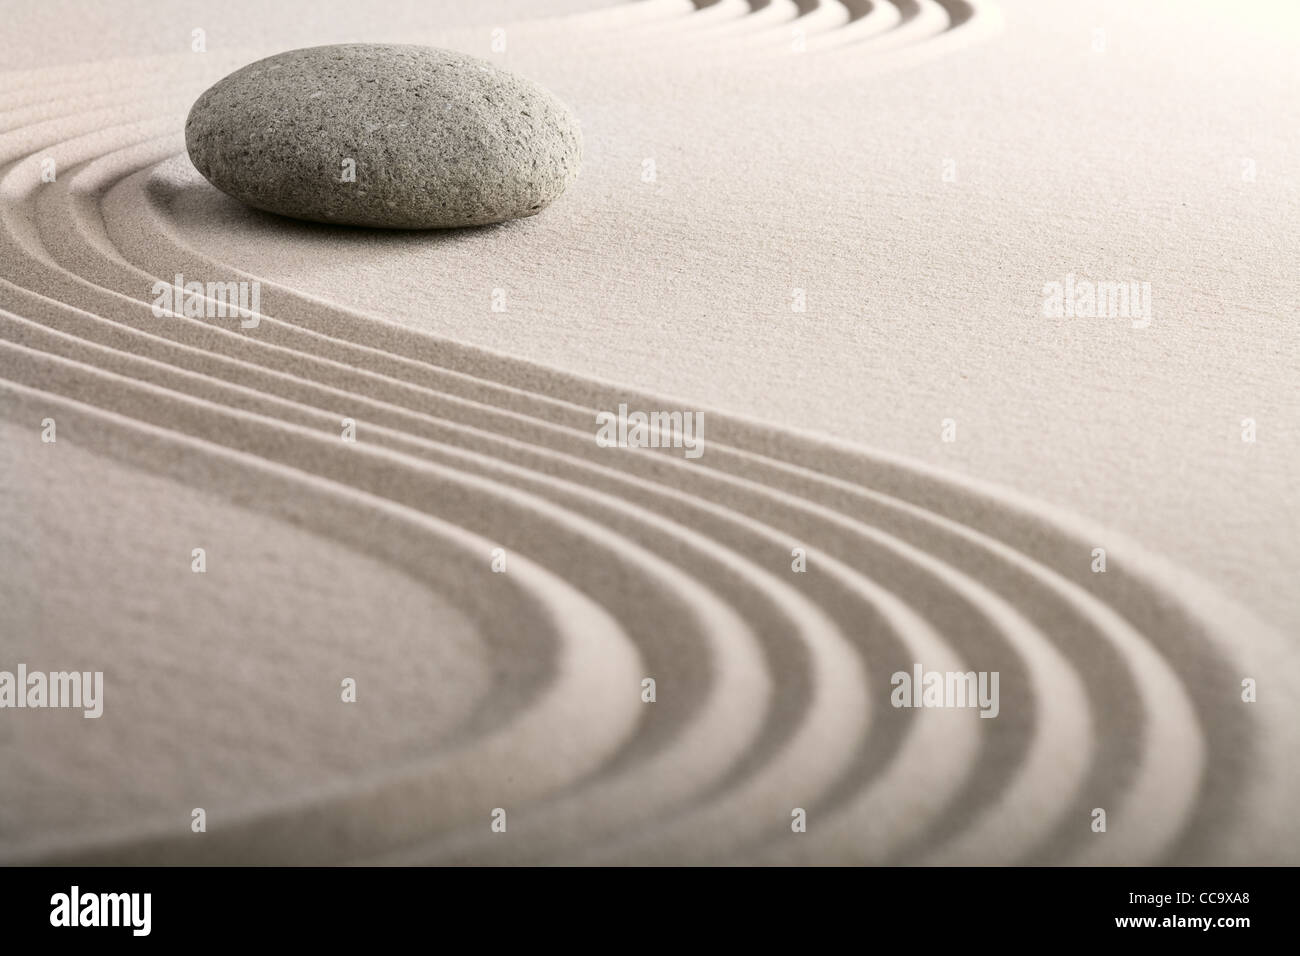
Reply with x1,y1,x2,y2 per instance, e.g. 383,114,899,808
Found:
185,44,582,229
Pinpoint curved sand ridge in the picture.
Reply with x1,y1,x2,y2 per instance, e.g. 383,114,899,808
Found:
454,0,995,62
1,2,1297,865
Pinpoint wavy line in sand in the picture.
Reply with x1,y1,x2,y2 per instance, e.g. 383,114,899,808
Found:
409,0,995,65
1,6,1297,864
5,130,1118,863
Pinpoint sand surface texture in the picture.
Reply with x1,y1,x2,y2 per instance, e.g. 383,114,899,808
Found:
1,0,1298,864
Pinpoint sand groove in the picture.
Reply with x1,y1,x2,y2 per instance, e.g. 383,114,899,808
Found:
2,0,1296,866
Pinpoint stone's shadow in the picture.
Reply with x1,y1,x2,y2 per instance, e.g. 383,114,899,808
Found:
172,178,527,255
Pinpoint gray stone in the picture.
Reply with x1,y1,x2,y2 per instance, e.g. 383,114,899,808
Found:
185,44,582,229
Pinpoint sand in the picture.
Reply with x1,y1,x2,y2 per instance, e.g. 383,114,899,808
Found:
1,0,1297,865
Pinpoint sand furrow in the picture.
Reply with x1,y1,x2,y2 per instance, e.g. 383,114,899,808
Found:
5,158,1196,868
0,132,1076,858
0,115,1222,863
0,380,652,863
0,274,1216,858
0,349,776,863
2,0,1294,866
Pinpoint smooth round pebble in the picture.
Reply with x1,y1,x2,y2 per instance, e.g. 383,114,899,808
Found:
185,44,583,229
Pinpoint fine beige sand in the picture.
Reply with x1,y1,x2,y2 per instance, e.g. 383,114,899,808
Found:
1,0,1298,865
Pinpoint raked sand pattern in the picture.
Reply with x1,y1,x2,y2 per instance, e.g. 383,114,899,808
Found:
2,0,1299,865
